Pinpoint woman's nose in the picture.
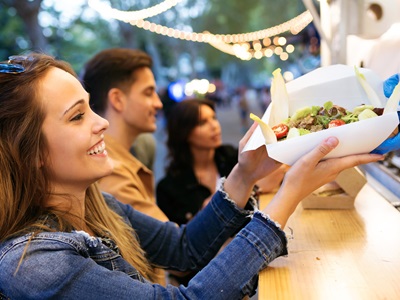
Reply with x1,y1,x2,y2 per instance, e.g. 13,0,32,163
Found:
211,119,220,129
93,112,109,133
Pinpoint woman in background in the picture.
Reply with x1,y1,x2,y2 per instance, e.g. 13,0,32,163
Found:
157,98,286,226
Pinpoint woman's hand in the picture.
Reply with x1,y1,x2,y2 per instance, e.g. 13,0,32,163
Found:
224,122,282,208
236,122,282,185
256,164,288,194
264,137,385,228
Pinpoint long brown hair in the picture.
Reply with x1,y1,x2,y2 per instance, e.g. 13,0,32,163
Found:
0,53,156,281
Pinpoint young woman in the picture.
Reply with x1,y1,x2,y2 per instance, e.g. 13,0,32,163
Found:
0,53,383,299
157,98,286,226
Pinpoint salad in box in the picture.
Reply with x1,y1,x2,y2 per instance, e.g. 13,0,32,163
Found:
243,64,400,166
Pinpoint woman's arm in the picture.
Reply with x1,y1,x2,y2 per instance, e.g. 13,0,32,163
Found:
133,123,385,270
1,134,384,300
106,190,257,271
0,210,284,300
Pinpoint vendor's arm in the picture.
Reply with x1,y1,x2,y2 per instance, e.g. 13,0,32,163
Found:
372,73,400,155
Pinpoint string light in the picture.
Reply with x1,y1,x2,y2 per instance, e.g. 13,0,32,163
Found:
128,10,312,44
89,1,313,61
205,14,310,62
208,38,298,61
129,11,312,60
88,0,183,22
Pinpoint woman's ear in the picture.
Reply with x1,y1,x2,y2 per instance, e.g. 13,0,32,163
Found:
108,88,125,112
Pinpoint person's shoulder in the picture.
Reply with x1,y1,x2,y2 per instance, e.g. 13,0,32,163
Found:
0,231,96,297
102,192,130,213
0,231,88,259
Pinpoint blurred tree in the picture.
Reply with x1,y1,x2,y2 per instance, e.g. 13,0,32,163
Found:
0,0,317,86
0,0,48,52
0,1,27,59
189,0,309,88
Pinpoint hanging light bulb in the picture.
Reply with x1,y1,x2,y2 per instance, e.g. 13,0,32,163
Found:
88,0,183,22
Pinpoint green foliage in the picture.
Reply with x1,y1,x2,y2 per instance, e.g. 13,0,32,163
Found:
191,0,309,72
0,0,318,85
0,3,29,59
39,2,126,73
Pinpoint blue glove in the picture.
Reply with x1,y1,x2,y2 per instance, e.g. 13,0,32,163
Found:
383,73,399,98
371,74,400,154
371,119,400,154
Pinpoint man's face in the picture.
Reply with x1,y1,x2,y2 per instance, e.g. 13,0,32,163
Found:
121,67,163,135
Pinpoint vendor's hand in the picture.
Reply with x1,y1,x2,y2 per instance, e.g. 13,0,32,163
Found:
371,121,400,154
371,74,400,155
264,137,384,228
383,73,399,98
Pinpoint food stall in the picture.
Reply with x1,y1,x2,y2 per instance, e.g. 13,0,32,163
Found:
247,3,400,291
303,0,400,210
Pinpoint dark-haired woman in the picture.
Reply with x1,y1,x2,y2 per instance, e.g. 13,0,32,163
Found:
157,98,286,226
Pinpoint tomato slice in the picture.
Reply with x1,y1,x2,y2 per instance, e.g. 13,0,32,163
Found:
328,119,346,128
272,123,289,139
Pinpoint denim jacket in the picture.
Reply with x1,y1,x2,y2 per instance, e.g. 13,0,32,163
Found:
0,189,288,300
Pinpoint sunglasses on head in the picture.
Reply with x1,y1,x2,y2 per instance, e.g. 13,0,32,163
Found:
0,55,32,74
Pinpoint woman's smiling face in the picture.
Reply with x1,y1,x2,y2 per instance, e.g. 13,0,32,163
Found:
40,67,113,192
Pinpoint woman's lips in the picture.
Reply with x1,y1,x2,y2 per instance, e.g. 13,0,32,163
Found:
87,140,106,155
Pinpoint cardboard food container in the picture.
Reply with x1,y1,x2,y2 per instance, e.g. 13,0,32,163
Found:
301,167,366,209
243,64,399,166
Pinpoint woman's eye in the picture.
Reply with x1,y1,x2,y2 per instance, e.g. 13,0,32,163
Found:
70,112,85,121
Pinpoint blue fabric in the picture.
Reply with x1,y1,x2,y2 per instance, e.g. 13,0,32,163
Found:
0,191,287,299
371,75,400,155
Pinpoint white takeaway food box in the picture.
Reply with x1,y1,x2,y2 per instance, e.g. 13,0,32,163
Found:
243,64,399,166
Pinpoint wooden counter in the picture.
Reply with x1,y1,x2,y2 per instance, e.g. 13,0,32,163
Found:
258,183,400,300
